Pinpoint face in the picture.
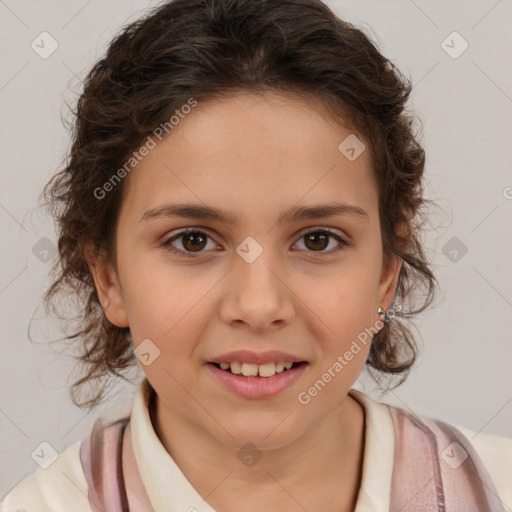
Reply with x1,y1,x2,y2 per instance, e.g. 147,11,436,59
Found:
89,91,401,451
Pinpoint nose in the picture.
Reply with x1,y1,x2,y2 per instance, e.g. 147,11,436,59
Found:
219,248,295,333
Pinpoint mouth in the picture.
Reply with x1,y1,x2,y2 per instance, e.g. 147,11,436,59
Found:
208,361,307,378
205,361,309,399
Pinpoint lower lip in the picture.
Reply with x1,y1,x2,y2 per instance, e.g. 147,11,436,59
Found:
206,363,308,399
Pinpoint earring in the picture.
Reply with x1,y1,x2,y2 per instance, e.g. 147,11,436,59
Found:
377,307,386,317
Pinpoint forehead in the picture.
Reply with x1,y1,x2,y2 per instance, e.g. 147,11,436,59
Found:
120,91,378,225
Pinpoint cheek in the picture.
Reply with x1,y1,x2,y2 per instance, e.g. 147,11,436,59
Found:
300,260,379,379
120,257,216,346
306,265,379,334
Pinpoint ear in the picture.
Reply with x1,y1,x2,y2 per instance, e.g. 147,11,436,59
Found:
376,251,403,318
84,242,129,328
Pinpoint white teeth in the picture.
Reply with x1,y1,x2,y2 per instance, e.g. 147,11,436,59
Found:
230,361,242,374
241,363,259,377
275,362,286,373
258,362,276,377
217,361,297,377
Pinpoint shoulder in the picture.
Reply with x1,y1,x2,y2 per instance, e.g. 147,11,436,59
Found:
453,422,512,506
0,442,92,512
391,404,512,507
351,389,512,509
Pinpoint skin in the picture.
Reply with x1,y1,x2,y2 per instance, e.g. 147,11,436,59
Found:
87,91,402,511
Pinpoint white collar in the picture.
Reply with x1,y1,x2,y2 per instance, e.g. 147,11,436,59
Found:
349,388,394,511
130,380,394,511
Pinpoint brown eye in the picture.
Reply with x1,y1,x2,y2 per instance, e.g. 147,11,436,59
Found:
164,229,217,255
181,231,208,252
304,231,330,251
294,228,347,255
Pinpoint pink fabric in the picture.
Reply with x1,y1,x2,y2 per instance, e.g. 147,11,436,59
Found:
389,407,506,511
79,405,506,511
80,418,131,512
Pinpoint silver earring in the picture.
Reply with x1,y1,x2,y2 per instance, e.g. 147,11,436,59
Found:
377,307,386,317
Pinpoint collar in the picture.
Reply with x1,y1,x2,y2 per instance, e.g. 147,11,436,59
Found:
349,388,394,511
129,379,394,511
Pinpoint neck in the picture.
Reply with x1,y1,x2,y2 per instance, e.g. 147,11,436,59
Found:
150,389,365,511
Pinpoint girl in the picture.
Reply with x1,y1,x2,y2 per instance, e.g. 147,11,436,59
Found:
2,0,510,510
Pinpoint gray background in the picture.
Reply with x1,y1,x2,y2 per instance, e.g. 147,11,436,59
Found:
1,0,511,497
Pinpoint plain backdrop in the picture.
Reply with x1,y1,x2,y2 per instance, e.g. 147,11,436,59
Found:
1,0,511,497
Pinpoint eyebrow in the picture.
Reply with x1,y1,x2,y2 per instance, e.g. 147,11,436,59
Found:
140,201,369,226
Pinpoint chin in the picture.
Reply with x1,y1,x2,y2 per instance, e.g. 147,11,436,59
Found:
212,415,309,451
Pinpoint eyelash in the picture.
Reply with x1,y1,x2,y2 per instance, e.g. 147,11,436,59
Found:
161,227,349,259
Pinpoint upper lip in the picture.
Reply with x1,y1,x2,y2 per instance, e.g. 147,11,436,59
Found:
208,350,307,365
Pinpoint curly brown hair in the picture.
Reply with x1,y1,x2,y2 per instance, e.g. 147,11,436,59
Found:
40,0,438,408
